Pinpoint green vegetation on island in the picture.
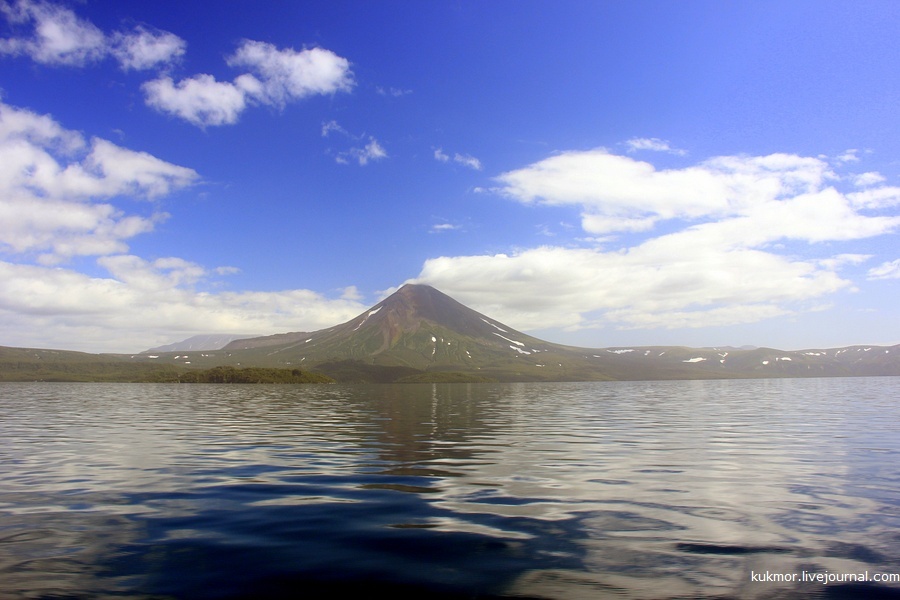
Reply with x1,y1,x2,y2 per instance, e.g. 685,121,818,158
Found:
0,347,333,383
0,347,165,382
138,366,334,384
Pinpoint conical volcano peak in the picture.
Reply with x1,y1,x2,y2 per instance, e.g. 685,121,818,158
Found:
204,284,900,383
388,282,449,302
372,283,501,336
379,283,461,318
223,283,552,373
386,282,439,303
220,282,563,381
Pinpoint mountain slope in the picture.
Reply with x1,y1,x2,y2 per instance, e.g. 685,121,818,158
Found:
209,284,898,382
143,334,261,353
6,284,898,382
0,346,177,382
222,284,576,378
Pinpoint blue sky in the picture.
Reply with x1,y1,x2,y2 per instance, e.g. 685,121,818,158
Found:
1,0,898,353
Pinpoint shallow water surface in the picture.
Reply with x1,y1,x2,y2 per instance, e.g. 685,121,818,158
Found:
1,379,899,599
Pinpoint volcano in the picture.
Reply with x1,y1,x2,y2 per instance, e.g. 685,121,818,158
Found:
122,283,900,383
221,284,584,381
4,284,899,382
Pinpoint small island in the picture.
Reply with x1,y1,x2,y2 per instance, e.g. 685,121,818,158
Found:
139,366,334,384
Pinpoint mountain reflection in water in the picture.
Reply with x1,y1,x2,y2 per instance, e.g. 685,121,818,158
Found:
1,379,899,599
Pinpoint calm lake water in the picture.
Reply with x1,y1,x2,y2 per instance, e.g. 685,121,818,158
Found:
1,379,899,599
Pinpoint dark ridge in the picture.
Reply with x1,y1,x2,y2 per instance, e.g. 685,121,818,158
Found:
676,542,792,555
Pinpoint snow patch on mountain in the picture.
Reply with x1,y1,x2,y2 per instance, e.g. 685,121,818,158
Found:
481,318,507,333
353,306,383,331
493,332,524,346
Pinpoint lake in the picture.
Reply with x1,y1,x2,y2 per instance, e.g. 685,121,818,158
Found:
1,379,899,599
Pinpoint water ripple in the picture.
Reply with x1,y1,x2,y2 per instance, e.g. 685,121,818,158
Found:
1,379,899,598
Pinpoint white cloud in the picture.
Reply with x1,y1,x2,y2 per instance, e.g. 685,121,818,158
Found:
376,86,412,97
493,149,895,237
82,138,197,197
434,147,482,170
1,3,352,127
110,25,185,70
412,243,851,332
497,150,723,233
0,100,363,351
818,253,870,270
336,136,387,166
226,40,354,106
624,137,686,156
0,94,82,148
846,186,900,210
430,223,461,233
581,214,656,233
361,138,387,164
0,101,197,262
835,149,861,164
323,121,387,165
99,254,206,291
143,41,353,127
0,258,368,352
410,148,900,333
357,138,387,165
340,285,363,301
142,74,248,127
0,0,105,65
0,0,184,69
868,259,900,280
454,152,482,170
853,171,886,187
321,119,348,137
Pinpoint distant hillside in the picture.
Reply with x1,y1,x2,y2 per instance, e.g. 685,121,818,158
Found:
3,284,899,383
0,346,175,382
0,346,329,383
143,334,261,353
131,284,900,382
